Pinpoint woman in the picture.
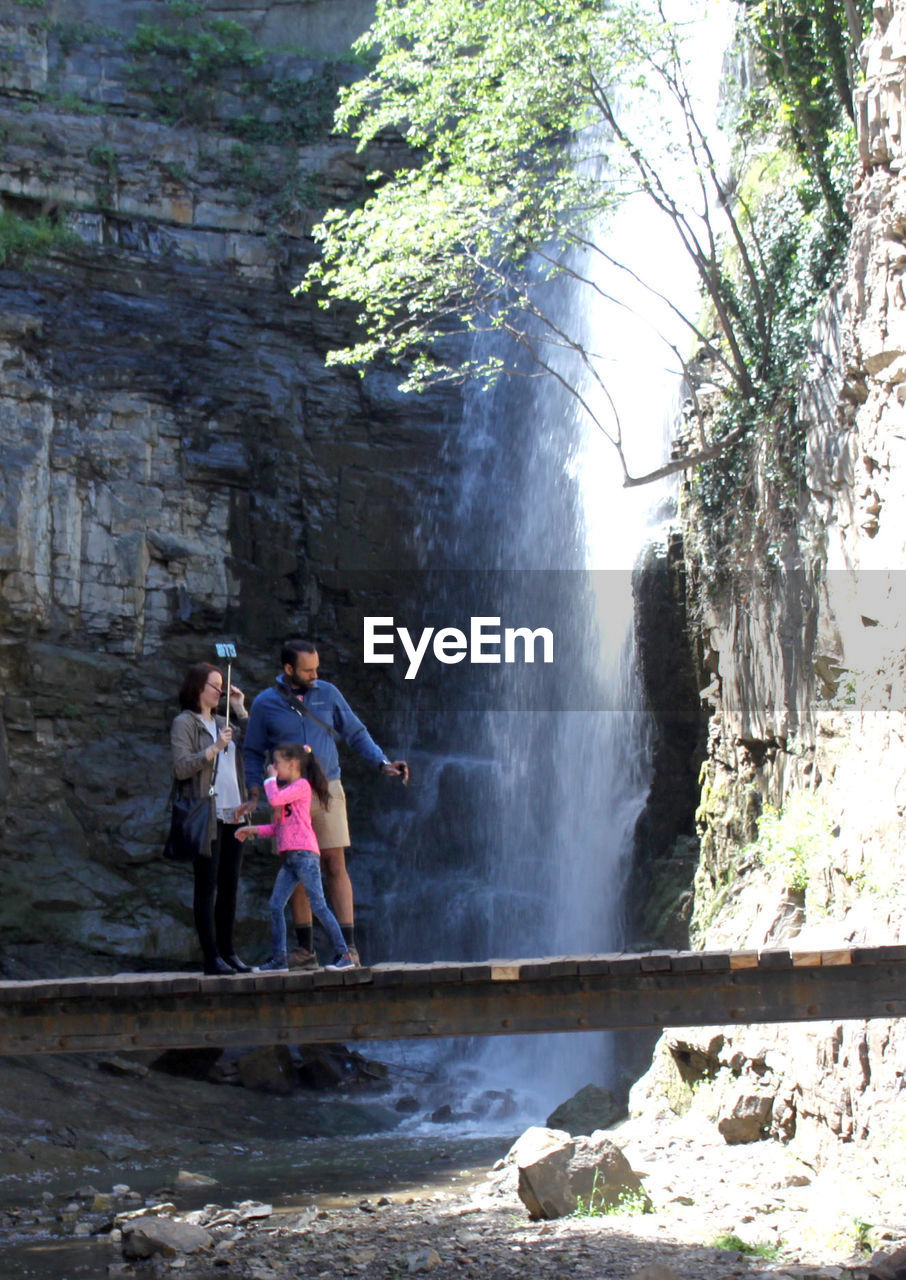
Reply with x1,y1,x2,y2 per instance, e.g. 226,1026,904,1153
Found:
171,662,254,975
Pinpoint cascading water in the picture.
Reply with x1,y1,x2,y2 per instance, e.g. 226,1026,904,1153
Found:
364,0,733,1123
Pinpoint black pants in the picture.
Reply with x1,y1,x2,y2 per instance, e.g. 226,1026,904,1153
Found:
193,821,243,965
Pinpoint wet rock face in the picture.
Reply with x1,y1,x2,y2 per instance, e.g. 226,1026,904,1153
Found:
0,0,456,968
630,534,707,948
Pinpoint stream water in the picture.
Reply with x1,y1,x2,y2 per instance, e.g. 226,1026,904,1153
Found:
1,1128,512,1279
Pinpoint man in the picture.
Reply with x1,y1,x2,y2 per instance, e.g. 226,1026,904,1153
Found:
244,638,408,968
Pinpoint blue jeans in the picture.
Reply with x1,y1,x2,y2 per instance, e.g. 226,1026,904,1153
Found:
269,850,346,961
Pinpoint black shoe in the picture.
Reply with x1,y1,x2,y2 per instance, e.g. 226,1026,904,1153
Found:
225,954,253,973
203,957,234,976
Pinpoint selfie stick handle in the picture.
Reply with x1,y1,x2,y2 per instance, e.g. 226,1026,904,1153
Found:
225,660,232,734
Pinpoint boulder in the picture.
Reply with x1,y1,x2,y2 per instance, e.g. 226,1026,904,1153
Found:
151,1047,224,1080
867,1245,906,1280
546,1083,623,1134
121,1216,212,1259
511,1126,649,1220
716,1091,774,1144
236,1046,295,1094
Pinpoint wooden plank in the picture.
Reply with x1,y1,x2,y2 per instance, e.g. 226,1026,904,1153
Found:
851,945,906,964
699,952,731,972
199,976,243,995
728,951,759,970
370,964,420,988
818,949,852,966
271,971,320,991
490,965,521,982
371,963,462,987
410,963,462,984
576,954,622,976
758,949,792,969
669,953,703,973
639,952,674,972
56,980,97,998
791,951,823,967
222,974,260,995
340,966,373,986
311,969,346,988
606,954,646,974
168,976,206,994
457,963,493,983
0,981,60,1003
112,977,159,998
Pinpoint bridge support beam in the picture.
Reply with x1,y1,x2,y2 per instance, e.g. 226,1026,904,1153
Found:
2,948,906,1056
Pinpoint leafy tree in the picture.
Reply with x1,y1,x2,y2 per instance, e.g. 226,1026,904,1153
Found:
736,0,872,221
297,0,865,487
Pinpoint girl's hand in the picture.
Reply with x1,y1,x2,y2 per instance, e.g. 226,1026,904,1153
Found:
235,826,257,843
265,763,278,779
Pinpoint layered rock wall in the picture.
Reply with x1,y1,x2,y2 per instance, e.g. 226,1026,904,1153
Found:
633,1,906,1160
0,0,450,969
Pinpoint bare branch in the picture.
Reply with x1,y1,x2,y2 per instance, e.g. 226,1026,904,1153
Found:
622,421,748,488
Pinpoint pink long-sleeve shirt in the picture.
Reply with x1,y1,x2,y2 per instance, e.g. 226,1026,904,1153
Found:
257,776,320,855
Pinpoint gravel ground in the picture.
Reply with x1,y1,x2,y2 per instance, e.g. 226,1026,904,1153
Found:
4,1105,904,1280
2,1051,904,1280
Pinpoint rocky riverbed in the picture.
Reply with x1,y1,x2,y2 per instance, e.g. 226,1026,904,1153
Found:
2,1048,905,1280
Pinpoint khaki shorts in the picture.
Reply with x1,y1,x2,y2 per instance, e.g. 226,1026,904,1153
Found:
310,778,350,850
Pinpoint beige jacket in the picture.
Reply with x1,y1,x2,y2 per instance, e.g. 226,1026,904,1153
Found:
170,709,249,851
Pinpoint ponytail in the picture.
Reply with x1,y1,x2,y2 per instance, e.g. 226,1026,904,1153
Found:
274,742,331,809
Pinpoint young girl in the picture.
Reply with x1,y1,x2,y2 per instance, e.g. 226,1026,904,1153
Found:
236,742,355,971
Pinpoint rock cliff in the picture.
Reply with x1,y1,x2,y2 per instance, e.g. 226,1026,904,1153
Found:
0,0,452,967
632,0,906,1166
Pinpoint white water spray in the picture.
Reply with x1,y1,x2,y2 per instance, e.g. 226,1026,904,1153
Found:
369,0,733,1123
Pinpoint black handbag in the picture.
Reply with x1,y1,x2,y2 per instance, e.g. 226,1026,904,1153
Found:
164,754,219,863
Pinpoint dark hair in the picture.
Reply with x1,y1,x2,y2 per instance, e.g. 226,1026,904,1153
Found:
273,741,331,809
281,637,317,668
178,662,222,712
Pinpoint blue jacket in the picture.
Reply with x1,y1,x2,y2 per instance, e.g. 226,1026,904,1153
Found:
243,675,387,789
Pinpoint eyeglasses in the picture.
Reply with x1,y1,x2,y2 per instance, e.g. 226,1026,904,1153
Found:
205,682,225,696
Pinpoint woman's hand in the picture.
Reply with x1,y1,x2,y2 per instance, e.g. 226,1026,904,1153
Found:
235,799,256,820
235,826,258,843
228,684,246,713
215,725,233,752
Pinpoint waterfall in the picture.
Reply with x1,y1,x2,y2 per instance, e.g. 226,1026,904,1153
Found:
362,0,732,1122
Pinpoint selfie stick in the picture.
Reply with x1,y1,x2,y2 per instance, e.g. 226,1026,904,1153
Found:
215,641,237,732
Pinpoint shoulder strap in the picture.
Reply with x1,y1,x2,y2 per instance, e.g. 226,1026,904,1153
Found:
208,747,221,794
274,681,339,741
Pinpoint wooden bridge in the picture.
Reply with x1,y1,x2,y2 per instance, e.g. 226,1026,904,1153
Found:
2,945,905,1057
